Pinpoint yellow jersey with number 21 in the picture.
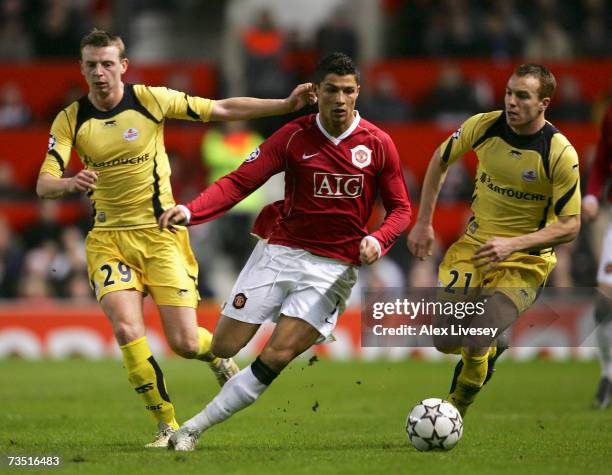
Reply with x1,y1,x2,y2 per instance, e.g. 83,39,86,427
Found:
438,110,580,249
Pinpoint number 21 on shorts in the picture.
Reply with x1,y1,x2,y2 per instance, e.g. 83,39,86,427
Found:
444,269,472,295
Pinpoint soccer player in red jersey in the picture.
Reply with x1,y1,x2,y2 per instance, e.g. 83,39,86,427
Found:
582,103,612,409
159,52,412,450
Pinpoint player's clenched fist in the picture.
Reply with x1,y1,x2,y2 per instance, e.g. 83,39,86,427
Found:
68,169,98,193
359,236,381,265
159,205,188,232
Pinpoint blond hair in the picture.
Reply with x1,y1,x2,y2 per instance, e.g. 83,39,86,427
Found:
80,29,126,59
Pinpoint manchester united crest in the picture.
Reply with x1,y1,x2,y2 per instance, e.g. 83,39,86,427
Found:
350,145,372,169
232,292,247,309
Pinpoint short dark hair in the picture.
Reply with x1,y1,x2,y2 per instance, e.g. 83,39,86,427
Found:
80,28,126,59
313,52,360,84
513,63,556,100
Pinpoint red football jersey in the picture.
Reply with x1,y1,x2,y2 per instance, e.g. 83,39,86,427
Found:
586,104,612,202
186,113,412,265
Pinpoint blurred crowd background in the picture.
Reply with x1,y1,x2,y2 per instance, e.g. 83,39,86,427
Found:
0,0,610,304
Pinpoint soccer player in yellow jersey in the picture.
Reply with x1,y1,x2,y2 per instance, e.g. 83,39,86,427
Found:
408,64,581,417
35,29,315,447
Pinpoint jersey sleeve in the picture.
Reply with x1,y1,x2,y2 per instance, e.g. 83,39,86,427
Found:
438,113,489,166
143,85,214,123
551,144,581,216
39,108,74,177
186,123,297,225
369,134,412,256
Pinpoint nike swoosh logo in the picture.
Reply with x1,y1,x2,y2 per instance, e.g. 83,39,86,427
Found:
302,153,319,160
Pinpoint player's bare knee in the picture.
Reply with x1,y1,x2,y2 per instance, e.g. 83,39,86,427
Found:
433,335,460,354
112,323,142,346
168,337,199,359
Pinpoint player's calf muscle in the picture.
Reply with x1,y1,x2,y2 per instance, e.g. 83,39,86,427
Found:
211,339,243,359
260,346,303,372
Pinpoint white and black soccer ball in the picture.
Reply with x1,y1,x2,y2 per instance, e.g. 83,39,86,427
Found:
406,398,463,451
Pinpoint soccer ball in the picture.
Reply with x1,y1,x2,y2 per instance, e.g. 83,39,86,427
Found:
406,398,463,451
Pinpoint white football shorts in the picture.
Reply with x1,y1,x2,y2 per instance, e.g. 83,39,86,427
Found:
221,240,358,339
597,221,612,286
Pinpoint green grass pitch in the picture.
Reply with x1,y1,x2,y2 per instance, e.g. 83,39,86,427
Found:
1,358,610,474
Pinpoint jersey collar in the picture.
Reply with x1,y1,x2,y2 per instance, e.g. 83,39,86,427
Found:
316,111,361,145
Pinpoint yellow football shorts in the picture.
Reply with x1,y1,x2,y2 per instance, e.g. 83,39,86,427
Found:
86,227,199,307
438,234,556,313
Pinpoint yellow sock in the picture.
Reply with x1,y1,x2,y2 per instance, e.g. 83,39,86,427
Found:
457,348,489,387
120,336,178,429
447,348,490,416
196,327,219,364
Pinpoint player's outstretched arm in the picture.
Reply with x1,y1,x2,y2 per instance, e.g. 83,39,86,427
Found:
36,170,98,199
407,148,449,259
209,83,316,121
366,136,412,261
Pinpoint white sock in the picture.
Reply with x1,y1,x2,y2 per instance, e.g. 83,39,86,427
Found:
183,364,268,433
597,321,612,379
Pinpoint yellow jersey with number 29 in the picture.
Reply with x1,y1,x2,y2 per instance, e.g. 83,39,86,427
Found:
39,84,214,230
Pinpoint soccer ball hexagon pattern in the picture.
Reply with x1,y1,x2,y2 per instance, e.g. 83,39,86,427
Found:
406,398,463,451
